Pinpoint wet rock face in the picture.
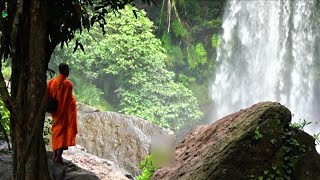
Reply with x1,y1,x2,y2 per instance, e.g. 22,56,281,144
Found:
76,111,174,176
153,102,320,180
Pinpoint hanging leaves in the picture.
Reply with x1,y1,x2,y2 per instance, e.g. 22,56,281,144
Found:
0,0,156,63
73,40,85,53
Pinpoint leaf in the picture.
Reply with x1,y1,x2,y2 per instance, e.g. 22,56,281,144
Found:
73,40,79,53
99,23,106,35
78,42,85,53
2,11,7,18
133,10,138,19
94,5,105,11
91,16,96,26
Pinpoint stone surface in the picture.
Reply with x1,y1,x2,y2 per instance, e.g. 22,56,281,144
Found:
76,111,174,176
0,152,100,180
0,152,12,180
153,102,320,180
63,145,130,180
77,102,100,115
0,145,131,180
0,140,8,151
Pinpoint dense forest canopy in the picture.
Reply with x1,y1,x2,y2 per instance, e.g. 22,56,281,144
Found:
51,6,203,130
49,0,225,132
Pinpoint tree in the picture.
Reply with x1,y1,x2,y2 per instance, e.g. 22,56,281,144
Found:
0,0,153,179
138,0,223,112
52,6,203,130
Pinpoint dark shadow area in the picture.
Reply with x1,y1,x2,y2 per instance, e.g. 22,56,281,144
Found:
0,150,99,180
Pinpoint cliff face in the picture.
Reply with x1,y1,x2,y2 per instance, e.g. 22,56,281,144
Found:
153,102,320,180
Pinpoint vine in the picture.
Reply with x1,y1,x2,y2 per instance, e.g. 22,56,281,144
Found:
251,120,315,180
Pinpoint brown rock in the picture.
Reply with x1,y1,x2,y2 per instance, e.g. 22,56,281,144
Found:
153,102,320,180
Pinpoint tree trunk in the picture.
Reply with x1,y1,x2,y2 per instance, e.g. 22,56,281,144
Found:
9,0,51,179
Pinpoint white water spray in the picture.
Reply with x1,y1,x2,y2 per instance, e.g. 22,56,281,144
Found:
212,1,319,134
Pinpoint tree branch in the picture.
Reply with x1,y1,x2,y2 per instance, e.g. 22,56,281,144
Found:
10,0,23,57
167,0,171,33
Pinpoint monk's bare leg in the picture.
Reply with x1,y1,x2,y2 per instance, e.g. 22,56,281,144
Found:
53,150,57,161
56,148,64,164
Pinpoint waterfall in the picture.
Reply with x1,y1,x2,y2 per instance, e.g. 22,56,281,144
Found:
212,1,319,133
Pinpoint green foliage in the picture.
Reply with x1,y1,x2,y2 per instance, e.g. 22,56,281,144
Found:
142,0,223,111
136,155,156,180
161,33,172,50
172,20,188,38
51,53,113,111
270,139,277,145
313,132,320,145
1,61,11,80
71,75,112,111
194,43,207,64
189,82,210,107
176,0,185,6
167,46,184,68
187,43,207,69
43,118,53,146
178,73,195,86
290,119,311,130
252,124,310,180
291,119,320,146
2,66,11,80
211,34,219,49
53,6,202,130
0,0,154,62
254,127,263,140
0,99,10,141
1,2,7,18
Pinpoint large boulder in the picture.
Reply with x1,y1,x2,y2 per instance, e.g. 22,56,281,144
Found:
76,109,173,176
153,102,320,179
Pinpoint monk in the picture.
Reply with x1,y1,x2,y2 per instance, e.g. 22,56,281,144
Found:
47,63,77,164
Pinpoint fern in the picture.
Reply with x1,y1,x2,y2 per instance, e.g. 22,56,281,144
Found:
172,20,188,38
161,33,172,50
195,43,207,65
211,34,219,49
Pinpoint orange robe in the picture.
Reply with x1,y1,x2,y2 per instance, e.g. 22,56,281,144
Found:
47,74,78,151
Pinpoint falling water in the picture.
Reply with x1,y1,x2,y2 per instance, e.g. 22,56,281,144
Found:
212,1,319,134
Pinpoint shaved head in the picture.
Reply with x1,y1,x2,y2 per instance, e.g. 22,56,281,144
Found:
59,63,70,77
